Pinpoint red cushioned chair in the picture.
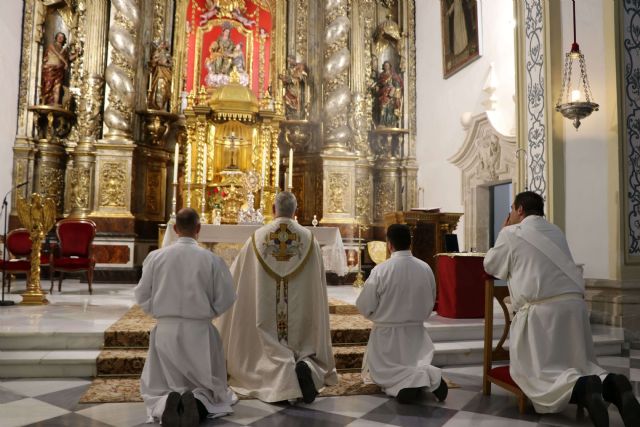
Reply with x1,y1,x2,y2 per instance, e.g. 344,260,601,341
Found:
49,219,96,294
0,228,33,293
482,275,528,413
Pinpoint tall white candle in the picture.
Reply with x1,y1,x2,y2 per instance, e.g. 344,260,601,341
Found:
173,143,179,184
202,144,208,184
186,144,192,184
288,148,293,189
274,146,280,189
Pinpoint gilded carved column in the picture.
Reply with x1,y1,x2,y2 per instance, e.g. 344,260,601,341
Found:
323,0,352,152
68,0,109,218
352,0,376,224
103,0,139,142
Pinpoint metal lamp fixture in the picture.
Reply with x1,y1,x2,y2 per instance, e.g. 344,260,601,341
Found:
555,0,599,130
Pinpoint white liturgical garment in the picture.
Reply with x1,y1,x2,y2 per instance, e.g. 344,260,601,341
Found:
215,217,338,402
484,215,605,413
134,237,238,420
355,250,442,397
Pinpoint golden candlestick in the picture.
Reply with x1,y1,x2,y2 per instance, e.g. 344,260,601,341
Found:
16,194,56,305
352,220,369,289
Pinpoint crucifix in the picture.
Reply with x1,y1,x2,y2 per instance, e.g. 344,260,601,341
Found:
226,131,240,169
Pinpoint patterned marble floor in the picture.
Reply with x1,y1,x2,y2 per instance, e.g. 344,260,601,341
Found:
0,281,638,426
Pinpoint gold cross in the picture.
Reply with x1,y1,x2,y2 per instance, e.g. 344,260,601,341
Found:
268,223,299,261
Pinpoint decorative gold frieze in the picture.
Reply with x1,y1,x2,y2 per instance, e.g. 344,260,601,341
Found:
69,166,92,210
328,173,349,213
145,169,164,214
374,179,395,221
355,173,372,222
99,162,127,208
38,165,65,212
17,0,35,134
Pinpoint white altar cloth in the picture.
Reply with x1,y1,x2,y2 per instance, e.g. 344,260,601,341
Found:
162,224,348,276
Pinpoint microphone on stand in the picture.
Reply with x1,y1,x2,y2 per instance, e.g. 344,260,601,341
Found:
0,180,28,307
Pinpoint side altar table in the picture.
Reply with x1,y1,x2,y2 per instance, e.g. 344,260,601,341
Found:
162,224,348,277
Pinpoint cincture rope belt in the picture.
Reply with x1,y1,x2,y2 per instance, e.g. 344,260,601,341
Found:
514,292,583,324
372,321,424,330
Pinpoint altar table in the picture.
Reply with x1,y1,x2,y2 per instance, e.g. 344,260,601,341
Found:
435,252,486,318
162,224,348,276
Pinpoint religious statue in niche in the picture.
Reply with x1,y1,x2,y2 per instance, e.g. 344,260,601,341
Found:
40,31,76,106
147,41,173,111
373,60,403,128
204,23,249,87
279,55,308,120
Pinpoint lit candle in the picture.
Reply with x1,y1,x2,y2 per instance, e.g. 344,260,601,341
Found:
202,143,208,184
173,142,179,184
186,144,192,184
261,145,267,187
288,148,293,189
274,146,280,189
571,89,581,102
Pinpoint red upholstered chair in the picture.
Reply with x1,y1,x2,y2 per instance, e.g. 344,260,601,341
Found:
50,219,96,294
0,228,33,293
482,275,528,413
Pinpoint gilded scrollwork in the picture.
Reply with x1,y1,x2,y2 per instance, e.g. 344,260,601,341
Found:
77,75,104,141
355,173,371,221
17,0,35,134
69,166,91,209
328,173,349,213
145,169,163,214
294,0,308,64
38,166,65,211
374,179,395,220
99,162,127,207
407,0,417,155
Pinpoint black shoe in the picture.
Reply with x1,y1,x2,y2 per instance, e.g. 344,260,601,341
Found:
162,391,182,427
295,361,318,404
571,376,609,427
396,387,420,404
180,391,199,427
433,379,448,402
603,373,640,427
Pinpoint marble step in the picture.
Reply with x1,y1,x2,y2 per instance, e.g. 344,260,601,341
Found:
92,325,624,377
0,331,105,351
0,324,623,378
0,349,100,378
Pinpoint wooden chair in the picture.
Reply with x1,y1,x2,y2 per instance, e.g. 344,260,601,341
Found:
49,219,96,294
482,275,528,413
0,228,32,293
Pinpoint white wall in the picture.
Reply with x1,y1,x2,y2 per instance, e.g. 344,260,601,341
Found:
415,0,516,249
560,0,617,279
0,1,23,216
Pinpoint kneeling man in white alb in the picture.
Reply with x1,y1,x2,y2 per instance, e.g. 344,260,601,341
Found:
356,223,448,404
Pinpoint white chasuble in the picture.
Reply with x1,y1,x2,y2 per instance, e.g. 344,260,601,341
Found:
134,237,238,421
355,251,442,397
484,216,605,414
215,217,338,402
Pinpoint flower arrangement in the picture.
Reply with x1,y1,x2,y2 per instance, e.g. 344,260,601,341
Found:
206,186,227,209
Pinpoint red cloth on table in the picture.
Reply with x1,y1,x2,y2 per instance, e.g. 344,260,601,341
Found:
436,254,485,318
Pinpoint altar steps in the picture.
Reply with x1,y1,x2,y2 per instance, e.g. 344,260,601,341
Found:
0,301,626,378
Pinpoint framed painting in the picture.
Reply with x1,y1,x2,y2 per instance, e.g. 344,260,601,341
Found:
441,0,481,79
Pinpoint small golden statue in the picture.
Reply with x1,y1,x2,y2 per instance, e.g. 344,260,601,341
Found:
16,194,56,305
147,41,173,111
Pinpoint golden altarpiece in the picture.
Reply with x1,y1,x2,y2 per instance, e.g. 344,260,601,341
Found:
10,0,420,275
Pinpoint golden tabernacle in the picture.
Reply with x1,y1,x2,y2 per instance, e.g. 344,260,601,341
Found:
8,0,422,277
